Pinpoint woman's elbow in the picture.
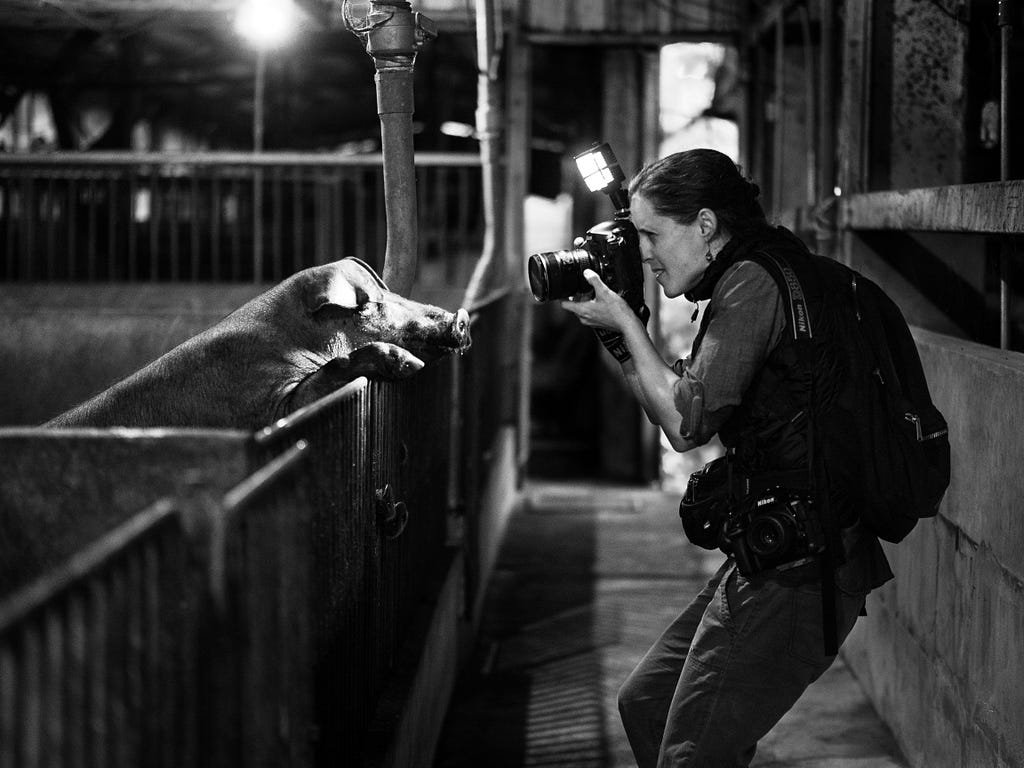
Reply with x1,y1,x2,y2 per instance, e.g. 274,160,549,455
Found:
664,430,694,453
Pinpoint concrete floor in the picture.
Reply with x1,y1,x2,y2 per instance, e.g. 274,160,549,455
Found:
434,481,908,768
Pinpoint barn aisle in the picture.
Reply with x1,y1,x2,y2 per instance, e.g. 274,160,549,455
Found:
434,481,908,768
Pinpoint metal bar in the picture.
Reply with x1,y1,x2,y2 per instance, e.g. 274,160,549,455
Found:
3,175,14,279
840,181,1024,234
67,176,76,280
105,173,115,279
255,380,368,445
799,5,816,205
292,168,302,269
170,176,180,282
46,175,56,279
221,440,308,515
231,176,240,280
0,501,181,630
816,0,838,256
332,172,344,267
0,151,481,167
128,172,138,281
23,175,34,279
87,174,97,280
191,173,200,281
272,166,283,281
253,167,264,282
527,31,736,46
772,11,785,213
211,174,221,279
999,2,1014,349
149,169,159,281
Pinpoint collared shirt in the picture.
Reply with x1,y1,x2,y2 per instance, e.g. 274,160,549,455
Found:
670,254,893,594
672,261,787,445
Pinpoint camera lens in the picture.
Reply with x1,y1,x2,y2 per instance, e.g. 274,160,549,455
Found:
747,513,794,557
527,248,595,302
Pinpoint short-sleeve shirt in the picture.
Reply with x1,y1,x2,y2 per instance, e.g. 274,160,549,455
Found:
670,255,893,594
672,261,787,445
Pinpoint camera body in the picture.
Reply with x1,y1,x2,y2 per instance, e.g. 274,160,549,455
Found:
680,457,825,577
527,218,644,308
723,487,824,577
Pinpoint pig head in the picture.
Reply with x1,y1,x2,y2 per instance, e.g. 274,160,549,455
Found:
46,258,471,429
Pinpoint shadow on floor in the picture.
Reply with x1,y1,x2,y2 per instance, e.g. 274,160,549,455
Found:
434,481,908,768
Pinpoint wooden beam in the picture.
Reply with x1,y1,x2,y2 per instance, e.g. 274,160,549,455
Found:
840,181,1024,235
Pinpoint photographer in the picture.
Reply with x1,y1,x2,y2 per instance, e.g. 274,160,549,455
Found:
558,148,893,768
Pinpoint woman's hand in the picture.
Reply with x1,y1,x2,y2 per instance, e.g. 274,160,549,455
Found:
558,269,634,332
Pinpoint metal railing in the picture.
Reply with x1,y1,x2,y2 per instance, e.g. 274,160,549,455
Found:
0,288,514,767
0,152,484,283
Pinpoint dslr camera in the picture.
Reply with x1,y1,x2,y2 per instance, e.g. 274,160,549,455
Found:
680,457,825,577
527,143,645,312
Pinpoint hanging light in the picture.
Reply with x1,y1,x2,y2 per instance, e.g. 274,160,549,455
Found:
235,0,299,49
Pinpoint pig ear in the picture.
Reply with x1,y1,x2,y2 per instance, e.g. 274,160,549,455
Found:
343,257,389,290
307,273,369,313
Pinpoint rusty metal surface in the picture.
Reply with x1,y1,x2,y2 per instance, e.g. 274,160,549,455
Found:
840,180,1024,234
889,0,967,189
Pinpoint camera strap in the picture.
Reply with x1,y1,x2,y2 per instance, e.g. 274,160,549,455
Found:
750,249,841,656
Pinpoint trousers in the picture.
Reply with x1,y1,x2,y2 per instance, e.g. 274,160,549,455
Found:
617,559,866,768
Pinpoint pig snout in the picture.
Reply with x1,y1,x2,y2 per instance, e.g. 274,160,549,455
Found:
450,308,471,350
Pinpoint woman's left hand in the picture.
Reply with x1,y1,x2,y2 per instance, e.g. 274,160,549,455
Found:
559,269,634,332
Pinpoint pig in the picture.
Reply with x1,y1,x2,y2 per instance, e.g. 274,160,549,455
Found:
45,258,471,429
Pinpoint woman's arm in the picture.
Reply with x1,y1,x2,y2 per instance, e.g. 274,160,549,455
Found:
559,270,699,453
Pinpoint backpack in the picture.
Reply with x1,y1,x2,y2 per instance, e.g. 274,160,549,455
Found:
751,249,951,542
844,270,951,541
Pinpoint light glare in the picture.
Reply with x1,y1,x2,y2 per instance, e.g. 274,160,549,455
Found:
576,151,614,192
235,0,298,49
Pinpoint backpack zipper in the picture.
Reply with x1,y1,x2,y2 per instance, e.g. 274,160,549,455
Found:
904,412,949,441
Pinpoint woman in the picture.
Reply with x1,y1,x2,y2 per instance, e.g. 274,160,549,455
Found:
559,148,891,767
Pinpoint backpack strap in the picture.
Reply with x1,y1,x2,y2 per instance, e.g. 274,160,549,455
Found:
741,249,842,656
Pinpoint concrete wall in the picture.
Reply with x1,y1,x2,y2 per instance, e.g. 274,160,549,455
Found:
843,329,1024,768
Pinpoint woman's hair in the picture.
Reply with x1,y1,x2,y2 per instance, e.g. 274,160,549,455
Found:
627,149,769,240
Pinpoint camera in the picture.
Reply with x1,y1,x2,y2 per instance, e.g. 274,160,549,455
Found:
527,220,644,306
680,457,825,577
723,486,824,577
526,143,645,311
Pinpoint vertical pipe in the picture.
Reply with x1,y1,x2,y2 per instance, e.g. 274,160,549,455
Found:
799,5,816,205
349,1,436,295
817,0,837,257
998,1,1013,349
462,0,500,307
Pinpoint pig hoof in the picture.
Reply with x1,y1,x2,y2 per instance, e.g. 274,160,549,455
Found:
349,342,424,380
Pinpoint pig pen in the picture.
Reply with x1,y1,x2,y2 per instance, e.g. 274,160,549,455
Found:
0,285,514,768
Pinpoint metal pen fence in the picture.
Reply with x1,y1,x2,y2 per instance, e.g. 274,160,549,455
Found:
0,152,484,284
0,289,513,767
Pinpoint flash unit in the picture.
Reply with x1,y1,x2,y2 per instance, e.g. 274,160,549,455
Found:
573,143,628,213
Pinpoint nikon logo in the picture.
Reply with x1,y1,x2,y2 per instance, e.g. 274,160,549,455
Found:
756,496,776,507
794,301,808,334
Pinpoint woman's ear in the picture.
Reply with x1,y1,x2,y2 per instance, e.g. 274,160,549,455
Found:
696,208,718,239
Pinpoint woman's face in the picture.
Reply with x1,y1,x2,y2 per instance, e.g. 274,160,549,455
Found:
629,194,712,299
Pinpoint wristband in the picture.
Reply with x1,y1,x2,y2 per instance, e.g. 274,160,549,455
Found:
594,327,631,363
